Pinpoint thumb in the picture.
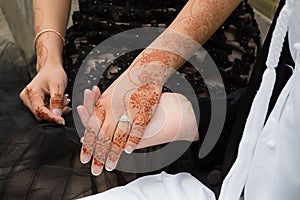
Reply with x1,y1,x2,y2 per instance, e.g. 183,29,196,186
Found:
49,84,65,116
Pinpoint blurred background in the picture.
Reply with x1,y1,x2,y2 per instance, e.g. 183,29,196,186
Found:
0,0,280,67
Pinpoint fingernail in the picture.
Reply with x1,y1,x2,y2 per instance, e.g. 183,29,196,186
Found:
93,86,97,92
80,137,84,143
105,165,114,172
57,119,65,126
80,153,90,164
125,146,133,154
64,94,69,97
52,108,62,116
92,166,102,176
77,106,83,114
105,159,116,171
92,160,104,176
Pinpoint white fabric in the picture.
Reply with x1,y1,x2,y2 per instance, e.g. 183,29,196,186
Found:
79,172,216,200
219,0,300,199
288,0,300,62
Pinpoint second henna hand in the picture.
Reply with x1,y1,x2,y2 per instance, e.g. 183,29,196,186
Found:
78,85,199,176
79,0,242,175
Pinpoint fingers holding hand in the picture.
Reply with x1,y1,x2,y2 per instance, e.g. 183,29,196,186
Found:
78,82,162,175
77,105,90,127
62,94,72,114
83,86,100,115
77,86,101,127
102,85,160,171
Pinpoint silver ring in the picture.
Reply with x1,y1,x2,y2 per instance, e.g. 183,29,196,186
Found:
119,115,132,124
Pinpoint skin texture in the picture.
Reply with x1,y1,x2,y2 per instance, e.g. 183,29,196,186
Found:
21,0,242,175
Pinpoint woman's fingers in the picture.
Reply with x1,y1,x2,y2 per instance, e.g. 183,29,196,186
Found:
20,86,65,124
105,117,131,171
93,86,101,102
125,126,145,154
91,135,111,176
35,106,65,125
78,86,102,129
80,112,103,164
83,89,94,115
19,87,33,112
90,105,114,175
124,88,160,153
80,97,105,165
61,94,72,115
49,84,65,117
77,105,90,127
80,86,112,174
83,86,101,115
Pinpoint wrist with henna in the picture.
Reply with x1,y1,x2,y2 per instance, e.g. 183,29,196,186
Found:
35,33,64,72
114,49,181,151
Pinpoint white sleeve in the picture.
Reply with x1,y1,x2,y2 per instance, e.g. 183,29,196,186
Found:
79,172,216,200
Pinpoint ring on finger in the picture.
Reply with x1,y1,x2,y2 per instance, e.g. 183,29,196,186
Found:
118,115,133,125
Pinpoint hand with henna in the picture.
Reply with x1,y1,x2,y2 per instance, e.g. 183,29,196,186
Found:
78,50,172,175
77,86,199,176
19,63,70,125
76,0,243,175
20,0,72,124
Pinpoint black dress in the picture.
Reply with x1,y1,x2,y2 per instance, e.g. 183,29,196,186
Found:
0,0,260,199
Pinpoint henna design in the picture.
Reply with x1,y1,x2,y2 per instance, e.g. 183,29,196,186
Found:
34,8,49,71
134,110,152,127
129,84,159,129
94,102,105,122
128,49,180,86
93,137,111,166
82,131,97,154
128,136,141,145
130,85,159,110
26,87,43,104
137,63,167,86
82,146,90,156
108,130,129,164
137,50,179,67
160,32,193,51
35,33,49,71
173,0,226,43
33,8,44,28
150,30,200,60
108,145,122,163
50,85,63,110
26,87,61,122
81,130,97,163
36,107,57,122
93,157,104,168
128,127,145,145
33,8,45,33
112,130,129,149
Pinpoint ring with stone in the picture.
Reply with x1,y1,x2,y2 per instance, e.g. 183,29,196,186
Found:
118,115,133,125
